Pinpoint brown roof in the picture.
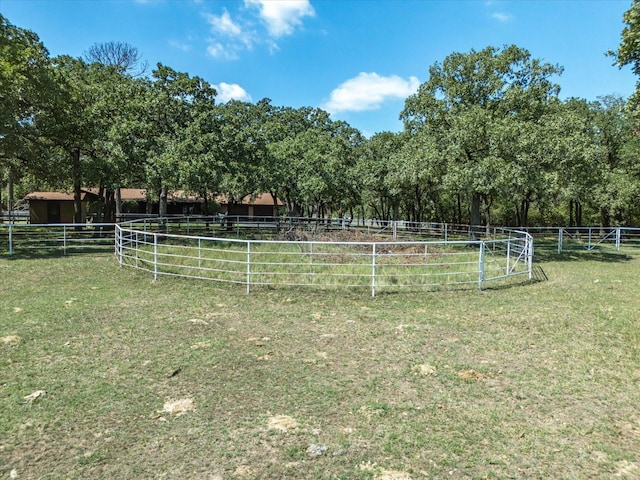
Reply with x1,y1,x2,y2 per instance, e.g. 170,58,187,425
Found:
24,191,84,201
82,188,148,201
24,189,281,205
215,193,283,206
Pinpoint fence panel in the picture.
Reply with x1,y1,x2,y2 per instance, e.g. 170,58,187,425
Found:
1,223,116,255
115,223,533,295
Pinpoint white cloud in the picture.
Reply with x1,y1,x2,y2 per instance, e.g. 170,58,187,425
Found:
204,9,255,59
214,82,252,103
206,42,239,60
491,11,513,22
322,73,420,114
169,39,191,52
245,0,315,37
206,9,243,37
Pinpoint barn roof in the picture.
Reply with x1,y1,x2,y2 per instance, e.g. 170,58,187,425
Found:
24,190,281,205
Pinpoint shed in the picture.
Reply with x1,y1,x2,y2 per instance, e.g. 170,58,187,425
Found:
24,189,282,223
24,190,99,224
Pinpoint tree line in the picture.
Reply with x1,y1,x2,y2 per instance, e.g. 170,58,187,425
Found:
2,9,640,227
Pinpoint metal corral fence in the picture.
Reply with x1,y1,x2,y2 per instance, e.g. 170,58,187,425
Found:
114,219,533,296
0,223,116,255
519,226,640,253
3,217,640,257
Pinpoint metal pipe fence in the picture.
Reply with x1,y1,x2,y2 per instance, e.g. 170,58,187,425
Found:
114,221,533,296
0,223,116,255
516,226,640,253
4,219,640,257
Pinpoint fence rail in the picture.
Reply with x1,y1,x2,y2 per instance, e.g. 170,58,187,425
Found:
0,223,116,255
3,219,640,256
114,221,533,296
518,226,640,253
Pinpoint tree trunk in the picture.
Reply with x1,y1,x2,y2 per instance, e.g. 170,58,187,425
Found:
115,187,122,222
414,186,422,222
569,200,574,227
7,167,14,223
470,192,481,239
103,189,115,224
522,198,530,228
576,202,582,227
270,191,279,219
483,195,492,235
72,147,83,228
146,190,153,214
159,185,168,218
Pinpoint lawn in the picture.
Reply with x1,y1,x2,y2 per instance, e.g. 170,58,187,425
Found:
1,251,639,479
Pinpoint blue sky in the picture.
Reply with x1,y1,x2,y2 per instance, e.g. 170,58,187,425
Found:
1,0,636,136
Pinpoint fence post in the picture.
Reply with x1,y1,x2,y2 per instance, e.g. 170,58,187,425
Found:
506,239,511,275
478,241,485,291
153,234,158,281
246,241,251,294
527,234,534,280
8,224,13,256
558,228,563,254
371,243,377,297
116,226,122,266
63,225,67,255
444,223,448,242
616,227,621,251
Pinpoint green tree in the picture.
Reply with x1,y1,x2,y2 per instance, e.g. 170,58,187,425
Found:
583,96,638,225
357,132,403,222
401,45,563,230
0,14,54,211
266,107,362,218
611,0,640,114
142,64,217,217
34,56,106,223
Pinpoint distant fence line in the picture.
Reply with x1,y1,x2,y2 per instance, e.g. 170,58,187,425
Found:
2,216,640,256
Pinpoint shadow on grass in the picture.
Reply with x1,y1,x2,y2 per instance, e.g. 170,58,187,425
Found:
1,248,113,260
533,249,634,264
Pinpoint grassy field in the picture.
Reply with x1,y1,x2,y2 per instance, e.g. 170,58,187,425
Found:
1,250,639,479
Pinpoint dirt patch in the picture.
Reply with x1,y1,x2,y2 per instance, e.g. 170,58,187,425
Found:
614,460,640,477
414,364,437,376
1,335,21,346
234,465,255,476
267,415,299,432
361,463,413,480
159,398,195,416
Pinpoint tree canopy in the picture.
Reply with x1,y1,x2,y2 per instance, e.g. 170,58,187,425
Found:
2,12,639,227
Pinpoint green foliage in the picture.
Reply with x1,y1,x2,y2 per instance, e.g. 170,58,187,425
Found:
612,1,640,110
2,9,639,227
401,45,565,226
